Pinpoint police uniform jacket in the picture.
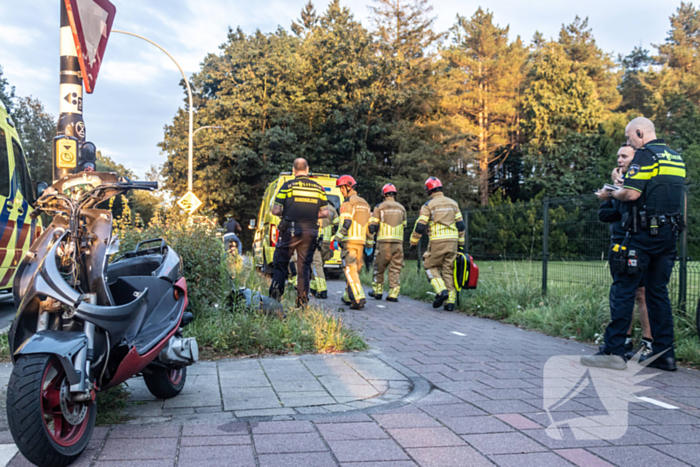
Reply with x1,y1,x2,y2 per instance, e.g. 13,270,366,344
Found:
274,175,327,226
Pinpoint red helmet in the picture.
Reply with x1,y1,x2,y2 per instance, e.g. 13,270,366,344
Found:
336,175,357,188
425,177,442,193
382,183,397,196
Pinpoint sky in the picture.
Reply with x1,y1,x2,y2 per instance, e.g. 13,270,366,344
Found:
0,0,681,179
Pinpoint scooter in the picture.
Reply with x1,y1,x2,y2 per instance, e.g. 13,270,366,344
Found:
6,172,199,467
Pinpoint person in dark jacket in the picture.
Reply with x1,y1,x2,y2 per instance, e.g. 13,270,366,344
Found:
598,154,651,360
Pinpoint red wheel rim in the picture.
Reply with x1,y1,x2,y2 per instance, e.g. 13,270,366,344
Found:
168,369,183,385
40,359,90,447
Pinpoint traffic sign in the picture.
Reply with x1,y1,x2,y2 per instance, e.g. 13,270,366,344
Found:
177,191,203,214
64,0,117,94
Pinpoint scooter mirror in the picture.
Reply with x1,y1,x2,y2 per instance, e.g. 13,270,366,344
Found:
106,235,120,256
249,219,256,229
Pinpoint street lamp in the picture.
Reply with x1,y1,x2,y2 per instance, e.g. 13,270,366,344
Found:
193,125,224,137
111,30,195,192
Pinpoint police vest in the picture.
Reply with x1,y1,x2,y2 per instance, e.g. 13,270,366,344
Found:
623,140,686,215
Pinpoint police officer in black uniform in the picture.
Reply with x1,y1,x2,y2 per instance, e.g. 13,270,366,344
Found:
582,117,686,371
269,158,329,307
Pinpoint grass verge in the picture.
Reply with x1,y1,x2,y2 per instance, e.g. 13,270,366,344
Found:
361,260,700,368
186,256,368,359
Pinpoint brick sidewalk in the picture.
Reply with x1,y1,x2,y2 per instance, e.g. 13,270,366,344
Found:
5,280,700,466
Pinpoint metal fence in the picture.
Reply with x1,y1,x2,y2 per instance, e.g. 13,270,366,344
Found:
400,185,699,312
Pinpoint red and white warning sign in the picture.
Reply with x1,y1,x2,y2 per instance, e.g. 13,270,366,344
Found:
64,0,117,94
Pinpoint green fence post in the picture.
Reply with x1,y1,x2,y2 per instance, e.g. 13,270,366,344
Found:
464,210,469,254
678,186,689,312
542,197,549,296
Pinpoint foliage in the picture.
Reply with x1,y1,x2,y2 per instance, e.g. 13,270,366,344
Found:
113,205,366,356
96,384,133,426
0,66,15,114
9,96,55,185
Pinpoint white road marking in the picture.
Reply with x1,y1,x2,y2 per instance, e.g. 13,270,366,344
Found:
376,305,386,308
335,291,343,294
0,444,18,466
636,396,678,409
451,331,466,337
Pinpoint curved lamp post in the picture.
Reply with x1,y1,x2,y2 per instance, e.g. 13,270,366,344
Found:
111,30,195,192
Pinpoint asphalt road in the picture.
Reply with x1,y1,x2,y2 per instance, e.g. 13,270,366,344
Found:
0,295,14,333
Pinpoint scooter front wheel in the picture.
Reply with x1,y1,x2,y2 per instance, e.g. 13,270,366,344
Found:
7,354,96,467
143,365,187,399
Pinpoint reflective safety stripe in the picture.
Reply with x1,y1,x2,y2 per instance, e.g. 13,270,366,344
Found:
315,277,327,292
629,161,686,180
388,286,400,298
430,277,446,294
377,222,404,241
446,290,457,305
429,221,459,241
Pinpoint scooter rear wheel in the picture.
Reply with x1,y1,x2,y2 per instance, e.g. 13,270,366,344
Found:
7,354,96,467
143,366,187,399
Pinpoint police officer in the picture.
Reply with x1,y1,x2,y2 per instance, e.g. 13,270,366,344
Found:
410,177,465,311
269,158,329,307
582,117,685,371
331,175,372,309
597,147,652,360
310,203,339,299
367,184,407,302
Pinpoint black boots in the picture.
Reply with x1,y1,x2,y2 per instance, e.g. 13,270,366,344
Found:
433,291,449,309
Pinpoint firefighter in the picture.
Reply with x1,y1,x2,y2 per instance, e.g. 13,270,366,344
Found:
331,175,372,309
310,204,339,299
367,183,407,302
269,158,329,307
410,177,465,311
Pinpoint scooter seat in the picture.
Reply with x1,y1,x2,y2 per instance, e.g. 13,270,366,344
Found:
106,254,164,284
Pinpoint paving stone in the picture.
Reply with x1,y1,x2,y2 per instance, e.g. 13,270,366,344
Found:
219,376,270,388
317,422,390,441
470,399,541,414
280,395,338,407
439,415,514,435
314,414,374,424
183,423,248,436
235,408,295,418
258,452,338,467
419,403,488,419
109,424,180,439
253,433,327,454
178,445,256,467
491,452,574,467
520,428,611,450
406,446,494,467
462,432,548,455
339,462,416,467
99,437,178,460
223,397,281,411
327,439,410,463
553,449,615,467
163,392,222,409
652,443,700,465
372,412,442,429
640,423,700,443
180,435,251,446
251,421,315,434
589,446,688,467
95,461,173,467
633,409,700,425
272,380,326,392
495,414,542,430
388,427,466,448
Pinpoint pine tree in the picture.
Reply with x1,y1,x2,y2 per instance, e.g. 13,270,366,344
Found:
291,1,319,37
440,8,527,205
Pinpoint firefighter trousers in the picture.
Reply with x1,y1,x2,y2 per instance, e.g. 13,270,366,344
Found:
311,249,327,293
423,240,458,304
373,242,403,291
342,243,366,305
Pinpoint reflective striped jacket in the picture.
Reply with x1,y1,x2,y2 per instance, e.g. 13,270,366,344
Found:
410,192,465,245
334,190,371,245
319,205,339,241
368,197,407,245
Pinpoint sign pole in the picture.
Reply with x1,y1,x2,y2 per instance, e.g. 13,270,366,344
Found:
56,0,85,182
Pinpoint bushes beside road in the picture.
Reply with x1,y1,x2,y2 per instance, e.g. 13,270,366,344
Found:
114,202,366,357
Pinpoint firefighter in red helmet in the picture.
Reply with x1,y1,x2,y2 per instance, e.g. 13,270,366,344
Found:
410,177,465,311
367,183,407,302
331,175,372,309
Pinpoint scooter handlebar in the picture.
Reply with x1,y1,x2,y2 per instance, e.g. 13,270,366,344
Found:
128,181,159,190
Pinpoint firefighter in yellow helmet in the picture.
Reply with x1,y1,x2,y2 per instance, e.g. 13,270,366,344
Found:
367,183,407,302
331,175,372,309
410,177,465,311
310,203,339,299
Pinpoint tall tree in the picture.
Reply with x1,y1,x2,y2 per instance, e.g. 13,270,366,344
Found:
11,96,55,184
440,8,527,205
0,66,15,114
521,41,604,196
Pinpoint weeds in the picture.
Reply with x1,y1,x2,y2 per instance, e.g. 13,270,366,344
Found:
96,384,133,426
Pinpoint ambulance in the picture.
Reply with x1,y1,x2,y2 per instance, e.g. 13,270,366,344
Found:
252,173,344,279
0,101,43,292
